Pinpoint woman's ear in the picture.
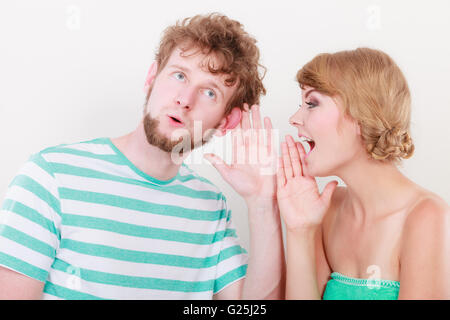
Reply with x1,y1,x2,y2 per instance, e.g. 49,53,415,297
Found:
143,62,158,93
214,107,242,137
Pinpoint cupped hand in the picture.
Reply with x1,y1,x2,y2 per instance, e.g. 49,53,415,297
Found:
204,104,278,203
277,135,338,232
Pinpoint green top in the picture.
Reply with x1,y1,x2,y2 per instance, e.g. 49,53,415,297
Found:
323,272,400,300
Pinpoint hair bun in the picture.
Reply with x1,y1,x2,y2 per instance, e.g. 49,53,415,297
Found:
369,127,414,161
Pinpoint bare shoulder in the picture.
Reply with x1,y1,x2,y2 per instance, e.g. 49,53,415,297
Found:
404,191,450,229
401,190,450,247
398,190,450,299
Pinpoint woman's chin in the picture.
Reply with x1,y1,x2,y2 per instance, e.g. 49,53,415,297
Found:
305,162,332,178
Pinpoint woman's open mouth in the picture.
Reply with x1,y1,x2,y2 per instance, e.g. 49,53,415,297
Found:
299,135,316,157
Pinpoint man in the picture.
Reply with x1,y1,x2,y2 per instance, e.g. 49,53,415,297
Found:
0,13,285,299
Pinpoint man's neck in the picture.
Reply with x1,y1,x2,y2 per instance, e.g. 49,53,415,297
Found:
110,120,183,181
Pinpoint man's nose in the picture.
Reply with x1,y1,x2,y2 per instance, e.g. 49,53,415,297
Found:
175,87,196,110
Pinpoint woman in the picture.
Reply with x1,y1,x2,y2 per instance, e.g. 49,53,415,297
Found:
277,48,450,299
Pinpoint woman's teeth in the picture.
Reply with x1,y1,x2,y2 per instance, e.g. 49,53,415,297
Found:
299,136,313,143
299,136,316,155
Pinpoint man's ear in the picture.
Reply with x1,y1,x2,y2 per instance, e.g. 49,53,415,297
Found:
214,107,242,137
143,61,158,93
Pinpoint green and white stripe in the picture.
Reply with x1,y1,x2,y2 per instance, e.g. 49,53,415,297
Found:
0,138,247,299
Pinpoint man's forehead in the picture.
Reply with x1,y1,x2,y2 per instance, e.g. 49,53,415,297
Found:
169,47,219,66
166,47,236,87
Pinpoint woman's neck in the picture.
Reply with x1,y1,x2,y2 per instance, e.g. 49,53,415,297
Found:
336,157,416,226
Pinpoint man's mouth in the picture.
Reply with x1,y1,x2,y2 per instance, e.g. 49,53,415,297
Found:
168,115,185,127
299,135,316,156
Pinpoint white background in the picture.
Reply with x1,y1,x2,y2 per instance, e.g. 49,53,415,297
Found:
1,0,449,252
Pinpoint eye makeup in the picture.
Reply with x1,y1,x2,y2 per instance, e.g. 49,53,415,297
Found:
305,101,318,108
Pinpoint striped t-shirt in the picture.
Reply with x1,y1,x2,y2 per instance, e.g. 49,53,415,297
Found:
0,137,248,299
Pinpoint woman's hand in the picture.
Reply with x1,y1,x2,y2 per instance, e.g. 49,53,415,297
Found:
204,104,278,203
277,135,338,232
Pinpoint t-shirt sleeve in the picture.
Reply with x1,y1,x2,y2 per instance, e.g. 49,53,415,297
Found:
0,153,61,282
213,197,248,294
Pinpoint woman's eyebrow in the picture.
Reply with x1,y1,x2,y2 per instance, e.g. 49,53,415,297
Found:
304,89,318,99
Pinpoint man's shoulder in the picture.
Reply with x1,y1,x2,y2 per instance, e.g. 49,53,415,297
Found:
179,164,225,199
37,137,113,157
24,137,113,174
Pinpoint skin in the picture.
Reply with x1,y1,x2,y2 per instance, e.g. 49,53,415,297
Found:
113,47,243,182
0,46,286,300
279,85,450,299
122,47,286,299
205,103,286,299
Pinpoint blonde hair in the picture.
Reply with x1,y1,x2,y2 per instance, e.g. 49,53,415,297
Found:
296,47,414,163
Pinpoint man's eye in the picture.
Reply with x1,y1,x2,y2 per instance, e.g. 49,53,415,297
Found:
174,72,185,81
204,89,216,99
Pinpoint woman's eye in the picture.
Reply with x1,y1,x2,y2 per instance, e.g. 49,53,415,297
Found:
306,101,318,108
203,89,216,99
173,72,185,81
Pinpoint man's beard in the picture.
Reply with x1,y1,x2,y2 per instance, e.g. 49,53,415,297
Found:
143,113,218,154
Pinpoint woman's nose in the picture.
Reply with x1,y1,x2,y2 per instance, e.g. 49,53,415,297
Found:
289,110,304,126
